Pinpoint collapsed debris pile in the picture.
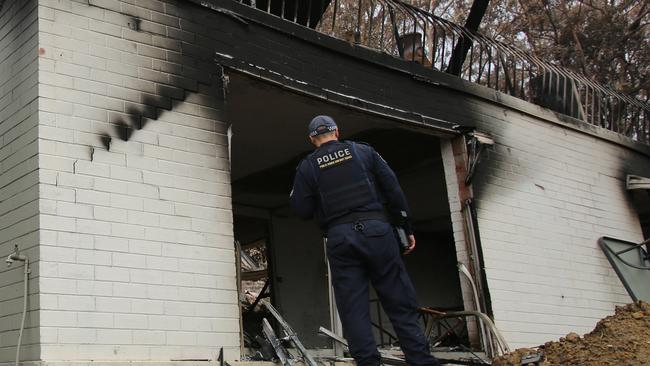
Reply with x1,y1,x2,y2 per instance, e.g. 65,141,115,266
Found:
492,301,650,366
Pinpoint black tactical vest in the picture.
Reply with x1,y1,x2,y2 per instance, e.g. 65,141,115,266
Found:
308,141,379,223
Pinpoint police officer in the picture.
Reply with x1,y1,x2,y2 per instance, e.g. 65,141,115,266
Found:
290,115,441,366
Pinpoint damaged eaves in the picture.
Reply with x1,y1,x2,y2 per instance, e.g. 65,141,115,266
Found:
217,55,460,137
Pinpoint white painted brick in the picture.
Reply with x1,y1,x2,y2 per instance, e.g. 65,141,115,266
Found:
40,277,77,294
76,249,112,266
161,301,197,318
192,219,232,235
77,280,113,296
94,235,128,253
110,194,143,210
57,201,94,219
57,231,93,249
107,85,140,103
180,318,212,332
113,313,148,329
162,243,215,261
58,295,95,311
111,222,146,239
89,68,124,87
74,160,110,177
178,287,213,303
175,203,231,221
78,312,114,328
40,70,74,88
92,149,126,166
133,330,165,345
94,206,128,223
137,44,165,59
122,29,153,48
74,104,108,121
56,86,92,105
131,299,164,314
54,8,89,28
158,214,191,230
89,0,121,12
107,36,137,54
197,332,239,347
126,182,158,198
41,327,59,343
41,214,76,231
57,263,95,280
96,329,132,344
95,266,129,282
40,154,75,172
144,226,177,242
57,172,94,189
76,189,111,206
177,230,206,246
157,158,188,174
165,331,195,346
39,261,59,280
41,245,76,263
113,283,148,299
90,94,124,112
59,328,97,344
96,297,131,313
74,77,108,95
54,60,90,78
94,176,128,194
107,59,141,79
129,268,164,285
146,284,178,300
40,198,57,214
89,19,122,37
41,310,75,326
196,303,238,318
123,77,155,94
126,210,159,226
128,239,161,256
112,252,146,268
143,198,174,214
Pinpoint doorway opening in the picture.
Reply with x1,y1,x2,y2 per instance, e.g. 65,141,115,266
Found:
227,72,468,356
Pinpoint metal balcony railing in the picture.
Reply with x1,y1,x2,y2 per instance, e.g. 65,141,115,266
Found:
238,0,650,145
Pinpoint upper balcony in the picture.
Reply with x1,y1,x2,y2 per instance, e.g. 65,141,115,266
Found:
229,0,649,146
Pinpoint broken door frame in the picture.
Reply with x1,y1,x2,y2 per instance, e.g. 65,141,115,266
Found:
222,63,490,353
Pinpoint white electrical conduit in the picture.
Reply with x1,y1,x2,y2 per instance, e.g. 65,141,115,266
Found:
458,263,497,357
15,258,29,366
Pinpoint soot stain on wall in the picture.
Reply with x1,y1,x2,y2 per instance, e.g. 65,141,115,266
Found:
85,1,231,153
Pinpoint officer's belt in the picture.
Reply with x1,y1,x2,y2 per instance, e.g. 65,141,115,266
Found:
327,211,389,228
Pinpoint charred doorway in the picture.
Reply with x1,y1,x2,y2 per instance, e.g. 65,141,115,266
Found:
227,72,465,354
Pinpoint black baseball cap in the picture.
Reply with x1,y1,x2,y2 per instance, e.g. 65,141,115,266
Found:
308,115,338,137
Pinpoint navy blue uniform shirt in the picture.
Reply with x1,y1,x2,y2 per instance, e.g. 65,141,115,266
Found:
290,140,413,233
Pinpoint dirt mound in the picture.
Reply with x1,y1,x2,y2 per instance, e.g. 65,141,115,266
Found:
491,301,650,366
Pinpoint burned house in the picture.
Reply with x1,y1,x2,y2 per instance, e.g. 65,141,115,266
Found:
0,0,649,365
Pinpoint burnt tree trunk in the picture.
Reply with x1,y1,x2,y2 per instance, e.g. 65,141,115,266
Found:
446,0,490,76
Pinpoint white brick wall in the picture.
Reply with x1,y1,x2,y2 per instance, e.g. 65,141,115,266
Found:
0,0,40,363
37,0,239,361
1,0,646,361
472,109,650,349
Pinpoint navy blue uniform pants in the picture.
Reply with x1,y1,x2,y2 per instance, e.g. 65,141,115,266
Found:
326,219,441,366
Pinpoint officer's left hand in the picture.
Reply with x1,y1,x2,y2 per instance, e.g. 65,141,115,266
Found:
404,235,416,255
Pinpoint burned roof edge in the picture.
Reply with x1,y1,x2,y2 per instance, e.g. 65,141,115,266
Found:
186,0,650,158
